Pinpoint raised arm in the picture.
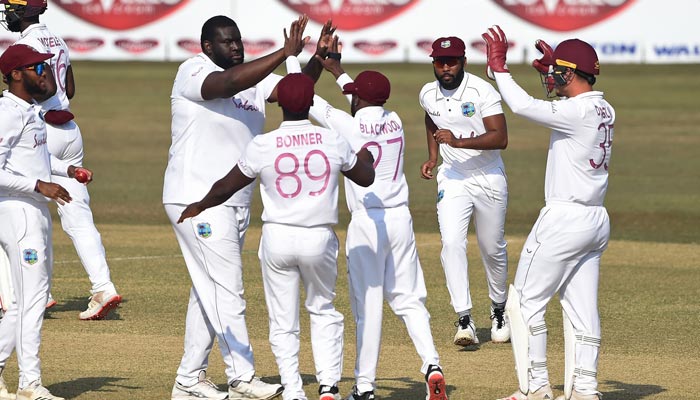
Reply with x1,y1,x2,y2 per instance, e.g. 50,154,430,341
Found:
201,15,310,100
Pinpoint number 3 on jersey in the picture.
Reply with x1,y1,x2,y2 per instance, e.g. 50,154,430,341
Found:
274,150,330,198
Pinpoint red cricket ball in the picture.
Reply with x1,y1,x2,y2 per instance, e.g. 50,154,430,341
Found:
75,168,89,183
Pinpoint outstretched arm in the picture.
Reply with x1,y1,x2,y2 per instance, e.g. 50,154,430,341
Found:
302,19,336,82
177,166,255,223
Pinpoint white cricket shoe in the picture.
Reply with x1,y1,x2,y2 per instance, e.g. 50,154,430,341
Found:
490,306,510,343
453,315,479,346
79,289,122,320
554,391,602,400
16,381,63,400
0,374,16,400
228,377,283,400
497,384,554,400
171,371,227,400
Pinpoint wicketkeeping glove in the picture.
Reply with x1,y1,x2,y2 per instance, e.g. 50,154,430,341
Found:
532,39,554,74
481,25,509,80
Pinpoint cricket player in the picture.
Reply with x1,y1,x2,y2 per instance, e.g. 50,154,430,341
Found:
178,73,375,400
1,0,122,320
164,15,339,400
0,43,90,400
482,26,614,400
297,37,447,400
419,36,510,346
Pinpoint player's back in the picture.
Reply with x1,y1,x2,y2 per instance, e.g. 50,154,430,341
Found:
345,106,409,212
16,23,70,111
240,120,356,228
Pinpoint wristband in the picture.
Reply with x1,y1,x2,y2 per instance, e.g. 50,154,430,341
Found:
327,52,341,60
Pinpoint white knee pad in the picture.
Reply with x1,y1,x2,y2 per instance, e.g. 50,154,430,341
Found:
563,309,601,399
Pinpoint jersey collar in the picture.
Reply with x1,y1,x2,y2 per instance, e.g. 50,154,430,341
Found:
279,119,312,129
20,23,47,39
2,90,37,110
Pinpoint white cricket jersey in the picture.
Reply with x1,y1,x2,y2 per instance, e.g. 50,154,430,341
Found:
0,91,56,202
310,90,409,213
419,72,504,172
494,72,615,206
16,23,71,112
163,53,281,206
237,120,357,227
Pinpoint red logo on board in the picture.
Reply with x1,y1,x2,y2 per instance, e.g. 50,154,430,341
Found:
52,0,190,31
242,39,276,56
115,38,159,53
278,0,418,30
64,38,105,53
353,40,397,55
177,39,200,54
416,40,433,54
493,0,635,31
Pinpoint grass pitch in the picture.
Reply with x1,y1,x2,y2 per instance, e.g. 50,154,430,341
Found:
0,62,698,399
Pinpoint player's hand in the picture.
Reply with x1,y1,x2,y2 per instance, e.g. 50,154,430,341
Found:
36,180,72,205
283,14,311,58
177,203,204,224
481,25,509,80
68,165,93,184
532,39,554,74
315,19,337,58
315,35,344,78
421,160,437,180
434,129,459,147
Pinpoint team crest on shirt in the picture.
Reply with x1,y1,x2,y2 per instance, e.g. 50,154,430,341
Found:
437,189,445,203
461,102,476,117
23,249,38,265
197,223,212,239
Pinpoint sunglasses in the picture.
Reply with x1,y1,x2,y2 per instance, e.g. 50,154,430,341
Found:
24,62,46,75
432,58,461,68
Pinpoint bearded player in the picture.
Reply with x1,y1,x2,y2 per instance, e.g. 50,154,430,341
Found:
482,26,614,400
1,0,122,320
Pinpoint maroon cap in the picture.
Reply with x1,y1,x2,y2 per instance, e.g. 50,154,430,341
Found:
277,73,315,114
0,44,52,76
429,36,465,58
342,70,391,105
0,0,47,17
553,39,599,75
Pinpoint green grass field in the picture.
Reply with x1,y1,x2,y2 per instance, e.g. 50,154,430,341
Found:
1,62,698,400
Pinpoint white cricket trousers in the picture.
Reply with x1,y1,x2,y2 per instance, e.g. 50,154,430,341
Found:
346,207,439,394
436,160,508,313
165,203,256,386
47,120,115,294
514,202,609,395
0,198,52,389
259,223,344,400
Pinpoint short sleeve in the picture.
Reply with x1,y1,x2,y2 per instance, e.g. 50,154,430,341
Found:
480,83,504,118
237,138,264,178
177,60,217,102
257,73,283,102
337,134,357,172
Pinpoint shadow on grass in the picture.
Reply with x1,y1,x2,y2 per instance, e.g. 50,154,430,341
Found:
44,297,127,320
599,380,666,400
49,377,141,398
